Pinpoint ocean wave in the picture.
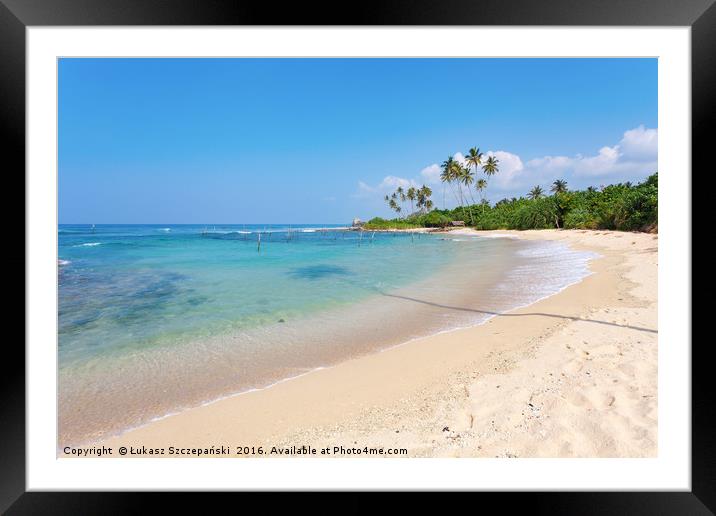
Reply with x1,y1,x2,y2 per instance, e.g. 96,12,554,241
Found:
495,241,599,303
201,230,250,235
58,259,71,266
158,228,171,232
75,242,102,247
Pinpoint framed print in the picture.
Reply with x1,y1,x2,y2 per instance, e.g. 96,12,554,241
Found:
2,0,711,511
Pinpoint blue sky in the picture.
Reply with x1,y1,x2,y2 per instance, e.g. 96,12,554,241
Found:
59,58,657,224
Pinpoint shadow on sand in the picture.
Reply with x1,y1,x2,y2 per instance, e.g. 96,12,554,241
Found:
378,291,657,334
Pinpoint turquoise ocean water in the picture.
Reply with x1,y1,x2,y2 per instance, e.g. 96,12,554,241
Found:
58,224,595,445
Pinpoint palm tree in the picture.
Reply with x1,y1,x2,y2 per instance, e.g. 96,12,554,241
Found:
475,178,488,214
388,197,399,217
551,179,568,194
482,155,499,177
528,185,543,199
415,185,433,213
450,160,466,209
459,164,477,224
465,147,483,174
420,185,432,208
406,186,416,216
396,186,406,214
440,156,460,207
465,148,483,214
390,192,402,219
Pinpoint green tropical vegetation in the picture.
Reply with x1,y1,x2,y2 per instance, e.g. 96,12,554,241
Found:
364,145,658,233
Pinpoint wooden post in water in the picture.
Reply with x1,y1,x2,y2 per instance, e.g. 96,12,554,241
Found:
257,232,261,253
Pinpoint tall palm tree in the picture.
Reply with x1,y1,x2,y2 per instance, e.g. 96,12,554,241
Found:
551,179,568,194
465,148,483,214
388,197,399,217
390,192,402,219
482,155,499,177
528,185,543,199
396,186,406,214
420,184,432,207
440,156,461,207
459,164,477,224
416,185,433,213
475,178,488,214
465,147,483,174
406,186,416,216
451,161,466,208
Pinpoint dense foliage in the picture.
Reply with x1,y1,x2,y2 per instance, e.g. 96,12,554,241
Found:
366,173,657,232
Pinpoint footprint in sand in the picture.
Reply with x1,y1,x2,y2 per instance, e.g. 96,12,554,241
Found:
564,359,584,374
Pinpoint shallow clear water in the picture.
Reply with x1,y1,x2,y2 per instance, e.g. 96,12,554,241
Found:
58,224,596,446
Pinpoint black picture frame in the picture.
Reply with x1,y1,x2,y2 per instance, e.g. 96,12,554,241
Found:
2,0,710,512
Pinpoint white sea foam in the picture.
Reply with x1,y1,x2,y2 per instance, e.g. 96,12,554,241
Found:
75,242,101,247
494,240,599,304
58,259,71,266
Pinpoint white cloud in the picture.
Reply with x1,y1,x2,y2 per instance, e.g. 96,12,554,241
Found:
420,164,441,184
619,125,658,161
355,126,657,201
488,126,658,189
378,175,418,190
420,152,467,185
452,152,467,166
485,151,525,189
355,181,375,196
353,175,418,198
573,145,621,177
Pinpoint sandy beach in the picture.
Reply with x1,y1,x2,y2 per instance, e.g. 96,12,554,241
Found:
92,229,657,458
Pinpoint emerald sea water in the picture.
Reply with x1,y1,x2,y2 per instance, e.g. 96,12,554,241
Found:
58,224,596,446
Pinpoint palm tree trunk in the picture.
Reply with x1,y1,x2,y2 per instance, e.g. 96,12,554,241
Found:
447,181,460,208
467,188,478,225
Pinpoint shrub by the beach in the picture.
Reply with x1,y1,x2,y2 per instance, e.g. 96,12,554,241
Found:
363,217,422,230
418,211,453,228
564,207,600,229
513,197,558,229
